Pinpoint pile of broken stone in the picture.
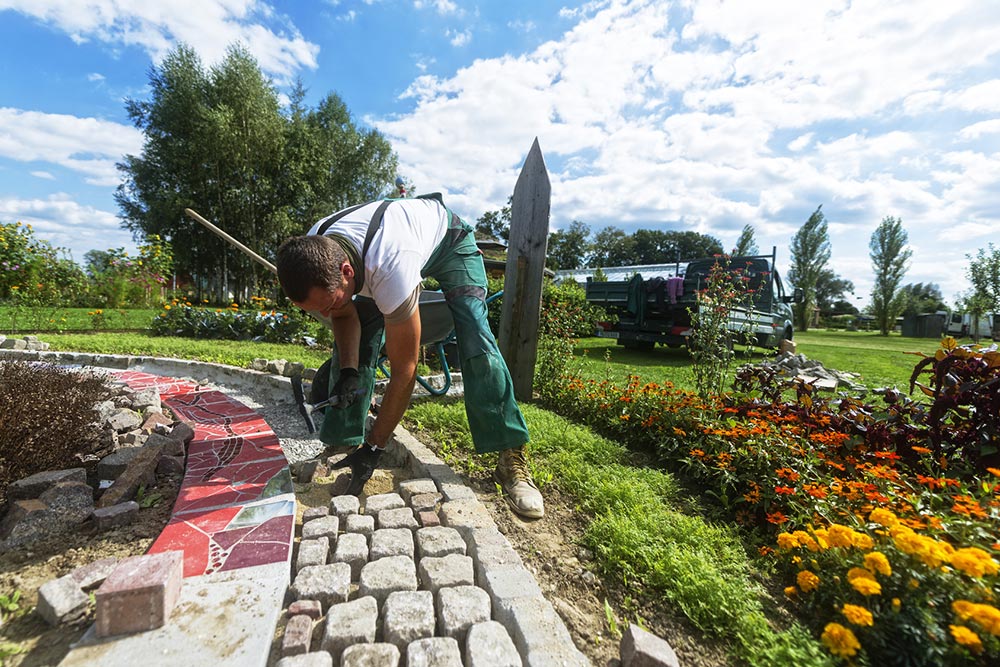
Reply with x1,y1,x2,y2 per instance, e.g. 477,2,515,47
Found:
0,334,50,351
0,373,190,628
751,351,867,392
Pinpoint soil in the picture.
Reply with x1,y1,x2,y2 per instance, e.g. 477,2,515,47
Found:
0,473,179,667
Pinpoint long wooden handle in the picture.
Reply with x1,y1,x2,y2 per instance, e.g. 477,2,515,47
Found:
184,208,277,274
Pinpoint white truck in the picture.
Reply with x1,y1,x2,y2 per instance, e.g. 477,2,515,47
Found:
942,311,994,339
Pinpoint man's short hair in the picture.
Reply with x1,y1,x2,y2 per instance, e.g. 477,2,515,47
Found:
276,235,346,302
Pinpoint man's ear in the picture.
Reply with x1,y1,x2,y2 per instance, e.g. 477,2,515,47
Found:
341,261,355,281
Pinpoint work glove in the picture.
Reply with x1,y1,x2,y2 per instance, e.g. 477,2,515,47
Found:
331,367,361,409
333,441,383,496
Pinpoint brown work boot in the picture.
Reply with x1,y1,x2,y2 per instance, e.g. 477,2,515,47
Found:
493,446,545,519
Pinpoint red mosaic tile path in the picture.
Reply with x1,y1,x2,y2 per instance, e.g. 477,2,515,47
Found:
112,371,296,578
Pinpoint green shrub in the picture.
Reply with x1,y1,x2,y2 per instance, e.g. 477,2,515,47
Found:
149,302,313,343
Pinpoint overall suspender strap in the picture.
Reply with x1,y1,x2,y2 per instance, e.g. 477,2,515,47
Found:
316,199,395,295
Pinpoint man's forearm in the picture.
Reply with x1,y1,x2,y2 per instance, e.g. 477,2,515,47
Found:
368,368,416,448
330,307,361,369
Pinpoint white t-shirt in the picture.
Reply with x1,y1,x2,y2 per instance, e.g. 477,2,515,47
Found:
307,198,448,315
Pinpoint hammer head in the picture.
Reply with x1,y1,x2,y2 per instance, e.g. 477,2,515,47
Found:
290,373,317,433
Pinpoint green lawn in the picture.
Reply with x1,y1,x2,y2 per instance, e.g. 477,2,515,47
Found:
0,306,159,333
571,330,956,392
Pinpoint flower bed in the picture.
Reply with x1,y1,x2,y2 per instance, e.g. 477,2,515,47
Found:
539,337,999,665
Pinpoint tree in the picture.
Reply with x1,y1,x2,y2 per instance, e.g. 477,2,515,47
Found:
899,282,946,316
546,220,591,271
788,206,832,332
814,268,855,314
869,216,912,335
962,243,1000,341
732,224,759,256
116,44,396,304
588,226,633,267
475,197,511,242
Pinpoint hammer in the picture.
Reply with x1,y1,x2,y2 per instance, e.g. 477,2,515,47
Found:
290,374,367,433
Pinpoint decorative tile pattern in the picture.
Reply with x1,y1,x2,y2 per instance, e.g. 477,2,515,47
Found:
111,371,297,577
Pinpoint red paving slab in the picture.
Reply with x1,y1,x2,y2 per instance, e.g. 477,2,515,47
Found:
111,371,296,578
95,551,184,637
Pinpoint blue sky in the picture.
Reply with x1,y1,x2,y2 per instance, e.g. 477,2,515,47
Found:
1,0,999,306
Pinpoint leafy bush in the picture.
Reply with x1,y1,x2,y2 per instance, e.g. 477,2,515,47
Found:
0,361,113,507
149,299,313,343
0,221,89,308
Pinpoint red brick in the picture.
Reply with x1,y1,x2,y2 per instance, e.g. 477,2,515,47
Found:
281,614,313,656
288,599,322,620
95,550,183,637
418,511,441,528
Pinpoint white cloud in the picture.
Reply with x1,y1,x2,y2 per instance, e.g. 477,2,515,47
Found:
0,107,144,186
375,0,1000,303
0,194,135,261
30,171,55,180
958,119,1000,141
508,19,536,33
87,72,105,82
447,28,471,47
413,0,458,16
337,10,357,22
0,0,320,80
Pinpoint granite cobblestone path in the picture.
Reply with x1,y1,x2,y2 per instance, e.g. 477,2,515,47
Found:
0,350,591,666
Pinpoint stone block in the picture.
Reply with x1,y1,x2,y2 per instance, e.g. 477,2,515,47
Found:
302,515,339,541
266,359,289,375
291,563,351,612
69,557,119,590
377,507,418,531
156,455,185,477
302,506,330,524
168,420,196,445
405,637,462,667
129,388,161,411
37,575,89,626
370,528,414,561
0,499,64,550
141,411,173,433
0,338,27,350
106,408,143,433
95,550,183,638
480,565,542,603
320,596,378,657
357,556,417,607
417,554,474,594
277,653,333,667
144,432,185,457
779,339,797,355
296,537,330,573
382,590,435,651
493,596,588,666
287,599,322,620
439,500,495,539
397,478,437,504
8,468,86,500
282,614,314,657
344,513,375,543
465,620,521,667
341,643,400,667
330,495,360,521
418,511,440,528
438,585,490,644
332,532,368,581
96,441,164,508
364,492,404,515
408,493,442,513
92,501,140,531
415,526,466,560
39,481,94,523
97,447,143,480
473,544,523,586
621,623,680,667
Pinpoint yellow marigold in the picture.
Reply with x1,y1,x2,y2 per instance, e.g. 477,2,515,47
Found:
777,532,798,550
827,524,856,548
853,532,875,550
784,586,798,599
894,529,924,555
793,530,817,550
821,622,861,659
869,508,899,527
950,625,983,654
841,604,874,627
812,528,830,550
797,570,820,593
921,539,955,568
972,604,1000,637
892,598,901,612
850,576,882,596
950,547,1000,578
847,567,875,582
864,552,892,577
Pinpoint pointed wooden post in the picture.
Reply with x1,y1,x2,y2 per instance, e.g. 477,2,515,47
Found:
499,138,550,401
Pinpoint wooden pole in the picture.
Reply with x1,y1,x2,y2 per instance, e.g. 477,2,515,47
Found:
184,208,277,274
498,138,551,401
